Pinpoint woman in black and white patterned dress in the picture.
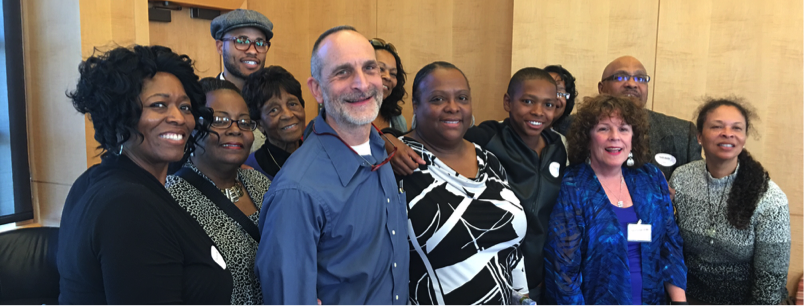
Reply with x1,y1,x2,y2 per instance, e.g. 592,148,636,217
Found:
401,61,527,305
166,78,271,304
669,98,790,304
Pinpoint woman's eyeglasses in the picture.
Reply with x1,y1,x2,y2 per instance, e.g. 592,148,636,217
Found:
369,38,397,54
202,115,258,131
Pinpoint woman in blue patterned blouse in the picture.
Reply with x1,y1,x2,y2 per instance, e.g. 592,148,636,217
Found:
544,94,687,304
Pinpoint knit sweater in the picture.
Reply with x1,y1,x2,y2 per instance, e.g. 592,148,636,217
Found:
669,160,790,304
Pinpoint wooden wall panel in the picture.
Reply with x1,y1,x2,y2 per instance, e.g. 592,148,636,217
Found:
511,0,659,107
149,9,221,79
377,0,514,126
655,0,803,294
250,0,377,123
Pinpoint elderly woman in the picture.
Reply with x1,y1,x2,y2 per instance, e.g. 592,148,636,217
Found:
401,61,528,305
369,38,408,133
544,94,687,305
669,98,790,304
166,78,271,304
58,45,232,304
241,66,305,179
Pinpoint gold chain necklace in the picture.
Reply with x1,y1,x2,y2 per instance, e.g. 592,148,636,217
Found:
219,181,244,203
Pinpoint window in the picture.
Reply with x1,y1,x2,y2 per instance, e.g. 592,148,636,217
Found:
0,0,33,225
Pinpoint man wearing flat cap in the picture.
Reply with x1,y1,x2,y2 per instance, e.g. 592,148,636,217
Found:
211,8,273,90
211,8,274,151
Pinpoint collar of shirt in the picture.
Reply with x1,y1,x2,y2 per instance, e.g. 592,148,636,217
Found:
311,114,390,187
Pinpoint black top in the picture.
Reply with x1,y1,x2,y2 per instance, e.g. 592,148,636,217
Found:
464,119,567,300
58,154,233,305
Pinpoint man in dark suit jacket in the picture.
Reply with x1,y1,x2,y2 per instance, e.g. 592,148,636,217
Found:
555,56,701,178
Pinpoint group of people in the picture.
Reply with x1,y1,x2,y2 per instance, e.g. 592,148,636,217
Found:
56,8,791,305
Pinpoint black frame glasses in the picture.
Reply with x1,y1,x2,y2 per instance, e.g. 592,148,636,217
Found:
221,36,270,53
602,74,651,83
557,92,571,99
202,115,258,131
369,38,397,54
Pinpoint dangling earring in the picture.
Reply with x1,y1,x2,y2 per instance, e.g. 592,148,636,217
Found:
116,144,124,156
471,115,475,126
626,152,635,167
411,114,417,129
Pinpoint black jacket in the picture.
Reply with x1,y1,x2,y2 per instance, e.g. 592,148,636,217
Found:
465,119,567,299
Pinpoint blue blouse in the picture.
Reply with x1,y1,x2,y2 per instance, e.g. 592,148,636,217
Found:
544,163,686,305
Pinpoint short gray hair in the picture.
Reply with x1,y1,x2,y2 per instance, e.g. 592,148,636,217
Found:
310,25,358,82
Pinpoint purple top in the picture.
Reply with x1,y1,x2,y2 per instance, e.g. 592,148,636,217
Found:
613,205,643,305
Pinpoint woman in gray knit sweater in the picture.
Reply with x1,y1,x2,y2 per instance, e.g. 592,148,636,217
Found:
669,98,790,304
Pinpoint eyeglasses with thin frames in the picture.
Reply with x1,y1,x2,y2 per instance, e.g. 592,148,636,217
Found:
557,92,571,99
202,115,258,131
221,36,270,53
602,74,651,83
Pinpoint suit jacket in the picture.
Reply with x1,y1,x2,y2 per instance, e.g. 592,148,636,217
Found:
554,109,701,178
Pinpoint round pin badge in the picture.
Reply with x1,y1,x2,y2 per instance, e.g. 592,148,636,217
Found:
549,162,560,178
654,153,677,167
211,246,227,270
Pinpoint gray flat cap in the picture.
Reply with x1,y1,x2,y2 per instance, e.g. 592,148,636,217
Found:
210,9,274,40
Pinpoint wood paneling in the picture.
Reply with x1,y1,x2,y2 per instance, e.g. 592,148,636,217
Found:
163,0,246,11
149,9,221,79
511,0,660,106
250,0,377,123
377,0,514,127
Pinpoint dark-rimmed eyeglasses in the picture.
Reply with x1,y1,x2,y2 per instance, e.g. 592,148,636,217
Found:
602,74,651,83
557,92,571,99
203,115,258,131
221,36,270,53
369,38,397,54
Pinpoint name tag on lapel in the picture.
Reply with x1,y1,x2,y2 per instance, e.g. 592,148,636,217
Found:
627,219,652,242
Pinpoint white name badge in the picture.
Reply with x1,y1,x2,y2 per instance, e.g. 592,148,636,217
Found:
549,162,560,178
654,153,677,167
627,219,652,242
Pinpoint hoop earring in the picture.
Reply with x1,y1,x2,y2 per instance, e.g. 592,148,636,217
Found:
626,152,635,167
471,115,475,126
411,114,417,129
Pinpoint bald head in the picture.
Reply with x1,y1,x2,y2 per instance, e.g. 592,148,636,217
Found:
598,56,650,108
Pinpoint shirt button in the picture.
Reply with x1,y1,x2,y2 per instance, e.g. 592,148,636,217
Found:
394,262,397,267
392,230,396,235
395,295,399,300
387,198,390,203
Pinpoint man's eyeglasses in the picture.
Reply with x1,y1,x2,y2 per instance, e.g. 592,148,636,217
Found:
221,36,269,53
203,115,258,131
369,38,397,54
602,74,651,83
557,92,571,99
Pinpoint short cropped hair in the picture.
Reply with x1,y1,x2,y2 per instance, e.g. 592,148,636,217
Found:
411,61,469,105
241,66,305,121
199,77,241,95
566,94,650,168
310,25,358,82
68,45,207,156
506,67,557,97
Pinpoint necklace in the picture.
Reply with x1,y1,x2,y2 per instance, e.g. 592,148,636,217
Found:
705,172,730,245
220,181,244,203
266,147,282,170
600,175,625,207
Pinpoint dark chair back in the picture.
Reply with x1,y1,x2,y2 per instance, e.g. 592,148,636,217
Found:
0,227,59,305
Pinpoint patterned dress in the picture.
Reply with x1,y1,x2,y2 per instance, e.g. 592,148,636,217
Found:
400,137,528,305
165,164,272,305
669,160,790,304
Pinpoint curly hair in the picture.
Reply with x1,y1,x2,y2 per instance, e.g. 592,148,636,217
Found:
370,38,407,121
411,61,469,105
544,65,578,125
241,66,304,121
67,45,207,157
694,97,768,229
566,94,650,167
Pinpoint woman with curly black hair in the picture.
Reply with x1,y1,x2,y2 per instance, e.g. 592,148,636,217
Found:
58,45,232,304
669,98,790,305
241,66,305,179
369,38,408,134
544,65,577,129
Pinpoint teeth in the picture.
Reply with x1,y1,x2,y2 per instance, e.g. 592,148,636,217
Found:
719,144,734,147
528,121,543,126
443,121,459,124
383,85,389,90
244,61,257,65
282,124,297,130
222,144,241,148
160,133,183,141
605,148,622,152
